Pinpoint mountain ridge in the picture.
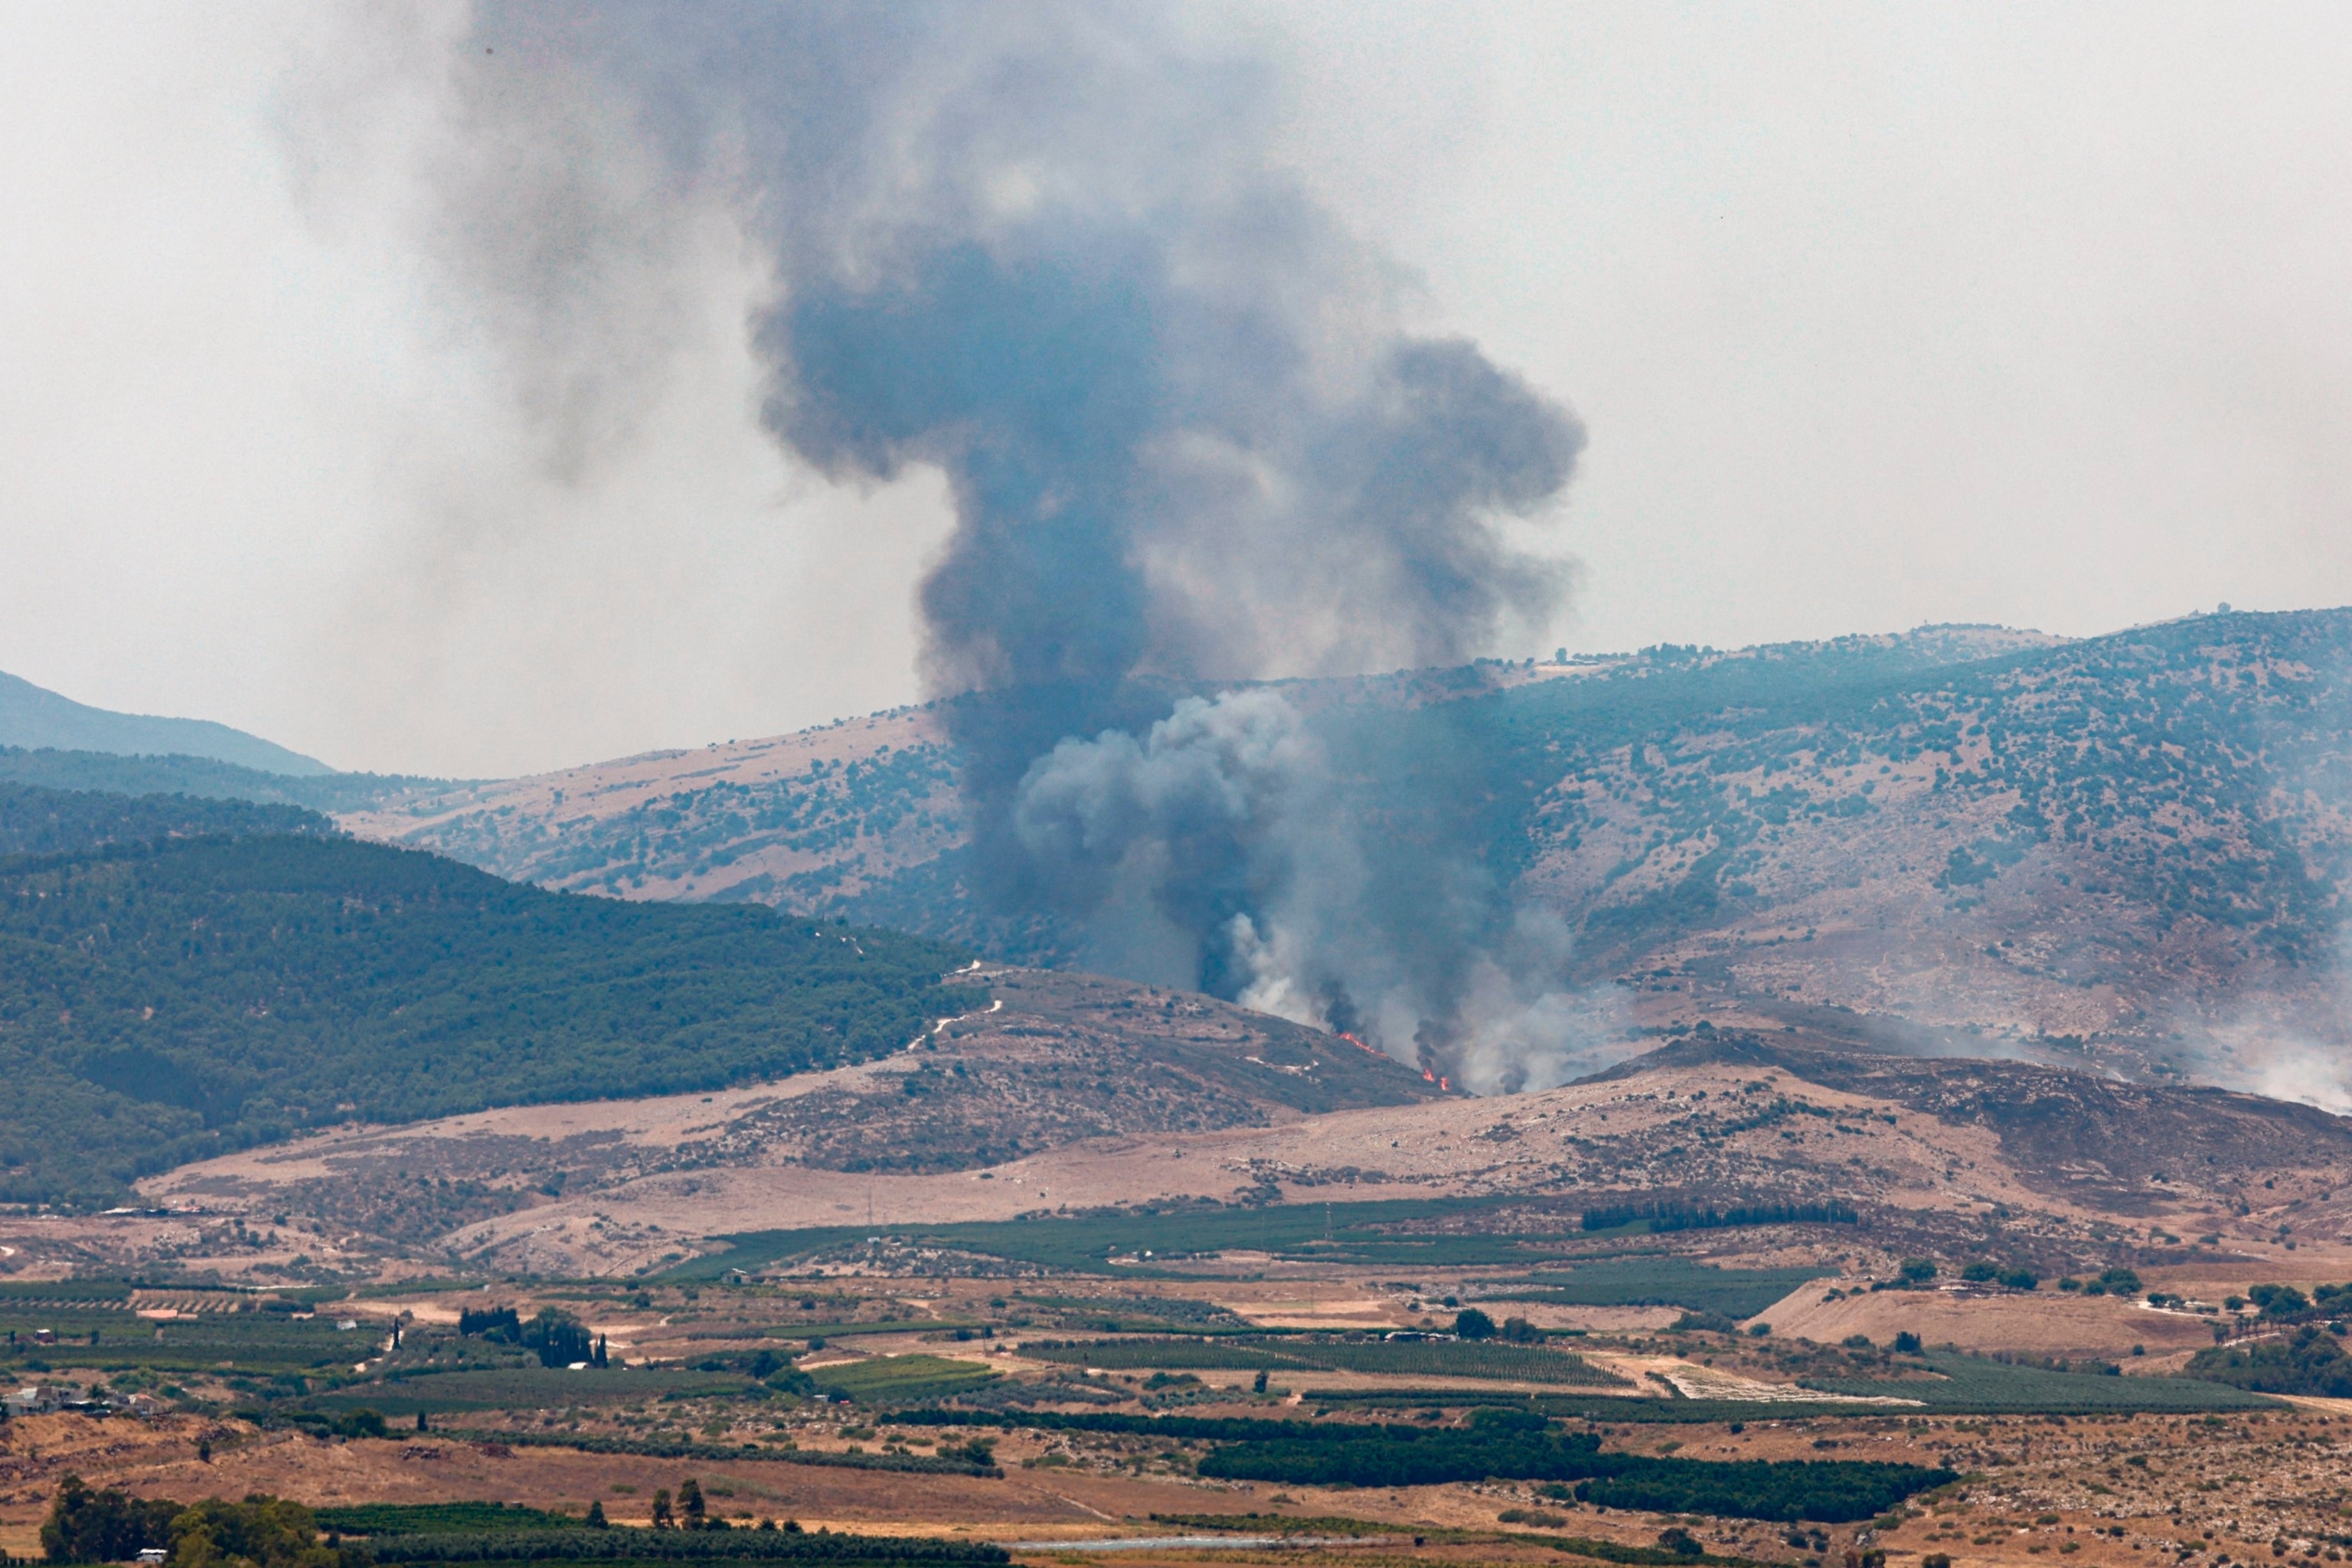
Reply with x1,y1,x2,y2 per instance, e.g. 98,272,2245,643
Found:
327,610,2352,1097
0,668,333,776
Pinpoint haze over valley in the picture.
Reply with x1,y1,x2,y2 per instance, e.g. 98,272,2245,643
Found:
6,9,2352,1568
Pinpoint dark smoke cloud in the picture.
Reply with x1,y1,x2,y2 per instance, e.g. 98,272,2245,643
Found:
473,1,1596,1084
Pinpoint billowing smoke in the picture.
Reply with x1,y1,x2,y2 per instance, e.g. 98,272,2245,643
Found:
472,2,1595,1086
1008,691,1628,1088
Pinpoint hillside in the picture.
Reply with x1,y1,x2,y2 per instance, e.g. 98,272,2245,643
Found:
0,744,448,814
331,629,2056,910
0,779,332,856
111,1022,2350,1285
126,962,1446,1272
0,835,971,1204
0,668,331,775
1505,608,2352,1080
333,706,957,905
332,611,2352,1091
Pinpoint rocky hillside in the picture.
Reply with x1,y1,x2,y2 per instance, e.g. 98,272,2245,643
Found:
1588,1033,2352,1224
338,610,2352,1092
124,963,1443,1275
1510,609,2352,1086
122,1021,2347,1279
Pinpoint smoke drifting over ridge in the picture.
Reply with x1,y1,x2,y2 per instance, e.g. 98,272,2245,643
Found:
475,2,1596,1086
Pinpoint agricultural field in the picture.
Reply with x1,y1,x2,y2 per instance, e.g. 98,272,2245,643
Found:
0,1250,2337,1568
1480,1259,1839,1320
2,1197,2349,1568
1020,1336,1629,1386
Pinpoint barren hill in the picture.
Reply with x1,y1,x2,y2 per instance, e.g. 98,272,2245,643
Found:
338,611,2352,1093
88,1024,2349,1282
116,964,1443,1275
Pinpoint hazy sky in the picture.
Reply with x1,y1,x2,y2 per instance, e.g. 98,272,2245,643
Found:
5,3,2350,777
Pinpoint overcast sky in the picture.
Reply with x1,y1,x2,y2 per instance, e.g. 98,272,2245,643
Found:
5,3,2350,777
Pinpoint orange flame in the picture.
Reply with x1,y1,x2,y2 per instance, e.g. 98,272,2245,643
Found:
1422,1068,1436,1083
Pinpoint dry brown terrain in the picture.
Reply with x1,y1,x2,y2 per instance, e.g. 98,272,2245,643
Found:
32,1031,2330,1294
338,705,957,906
7,1398,2351,1568
100,965,1434,1278
325,616,2352,1089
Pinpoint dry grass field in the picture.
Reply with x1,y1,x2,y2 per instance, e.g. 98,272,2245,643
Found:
7,1378,2350,1568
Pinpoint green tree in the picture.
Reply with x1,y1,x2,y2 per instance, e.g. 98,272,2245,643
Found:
165,1496,367,1568
521,1309,593,1369
2249,1283,2310,1320
1455,1308,1497,1340
41,1475,178,1563
2187,1326,2352,1396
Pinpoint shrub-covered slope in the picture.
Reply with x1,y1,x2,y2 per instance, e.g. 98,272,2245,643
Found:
0,745,444,814
0,780,332,856
0,835,969,1203
337,609,2352,1073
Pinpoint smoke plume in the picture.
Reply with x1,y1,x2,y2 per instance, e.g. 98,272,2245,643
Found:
472,2,1593,1086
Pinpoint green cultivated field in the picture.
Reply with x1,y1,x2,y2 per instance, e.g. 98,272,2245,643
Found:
674,1208,1864,1292
669,1198,1602,1279
1021,1336,1627,1386
1799,1352,2275,1411
0,1308,369,1378
316,1504,578,1536
307,1367,758,1414
1481,1259,1834,1319
808,1354,998,1403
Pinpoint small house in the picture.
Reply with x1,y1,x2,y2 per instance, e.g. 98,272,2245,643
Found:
5,1385,63,1416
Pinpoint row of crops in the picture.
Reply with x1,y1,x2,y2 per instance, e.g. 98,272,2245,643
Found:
1019,1335,1628,1387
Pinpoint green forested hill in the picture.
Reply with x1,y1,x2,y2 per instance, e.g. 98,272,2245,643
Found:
0,780,332,856
0,744,444,813
0,835,971,1204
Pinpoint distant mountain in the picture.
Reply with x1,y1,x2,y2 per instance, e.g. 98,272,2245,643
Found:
0,744,450,815
335,612,2352,1089
0,668,331,776
332,627,2062,908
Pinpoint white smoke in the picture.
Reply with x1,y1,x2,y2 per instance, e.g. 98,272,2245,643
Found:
1013,686,1631,1090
